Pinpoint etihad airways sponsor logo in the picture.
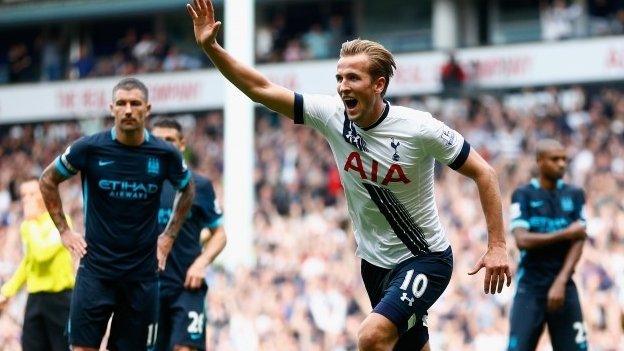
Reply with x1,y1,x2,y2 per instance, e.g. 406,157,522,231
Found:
98,179,158,200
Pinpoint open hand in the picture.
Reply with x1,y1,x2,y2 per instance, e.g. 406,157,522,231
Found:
565,221,587,241
187,0,222,49
60,229,87,259
184,258,207,290
157,235,174,271
0,295,8,312
547,281,565,311
468,244,512,294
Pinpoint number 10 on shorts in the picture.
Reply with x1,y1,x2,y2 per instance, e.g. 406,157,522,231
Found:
399,270,428,306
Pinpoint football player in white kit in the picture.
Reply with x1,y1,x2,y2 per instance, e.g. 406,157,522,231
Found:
187,1,512,350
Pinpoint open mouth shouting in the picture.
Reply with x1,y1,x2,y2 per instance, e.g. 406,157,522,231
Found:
343,97,359,113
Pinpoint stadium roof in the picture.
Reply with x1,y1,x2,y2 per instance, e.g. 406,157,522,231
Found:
0,0,221,27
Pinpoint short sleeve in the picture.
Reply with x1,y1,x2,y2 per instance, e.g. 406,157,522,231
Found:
419,113,470,170
166,148,191,190
196,180,223,229
294,92,340,133
55,136,90,178
510,189,530,232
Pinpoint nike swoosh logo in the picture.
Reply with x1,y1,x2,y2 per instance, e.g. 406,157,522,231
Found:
530,201,543,207
99,160,114,166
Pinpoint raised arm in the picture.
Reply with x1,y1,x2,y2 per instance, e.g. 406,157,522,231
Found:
458,149,512,294
39,162,87,258
187,0,295,118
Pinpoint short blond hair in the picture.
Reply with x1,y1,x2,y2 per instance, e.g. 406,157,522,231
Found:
340,39,396,97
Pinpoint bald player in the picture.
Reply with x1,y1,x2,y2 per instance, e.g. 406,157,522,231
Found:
508,139,589,351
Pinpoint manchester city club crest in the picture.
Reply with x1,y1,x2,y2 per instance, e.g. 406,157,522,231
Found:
147,157,160,176
560,196,574,212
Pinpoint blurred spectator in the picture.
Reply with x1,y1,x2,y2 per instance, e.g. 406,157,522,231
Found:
0,58,8,84
302,24,331,59
328,15,347,58
117,28,138,61
8,44,34,83
269,14,289,59
282,39,308,62
588,0,619,35
152,31,171,63
133,33,159,73
36,34,62,81
540,0,583,41
440,52,466,98
256,24,275,63
163,46,202,72
618,5,624,33
69,44,94,79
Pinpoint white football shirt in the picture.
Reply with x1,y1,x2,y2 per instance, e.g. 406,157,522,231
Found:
294,93,470,268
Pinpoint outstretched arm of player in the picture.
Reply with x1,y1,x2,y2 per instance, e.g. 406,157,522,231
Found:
39,162,87,259
547,238,585,311
457,149,512,294
184,226,227,289
513,221,586,250
0,255,27,311
187,0,295,119
158,179,196,271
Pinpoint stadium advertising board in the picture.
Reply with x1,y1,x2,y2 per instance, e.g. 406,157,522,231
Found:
0,71,224,123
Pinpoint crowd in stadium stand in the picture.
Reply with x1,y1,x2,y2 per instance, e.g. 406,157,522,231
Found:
255,14,349,63
3,28,205,84
0,85,623,350
4,0,624,84
2,15,349,84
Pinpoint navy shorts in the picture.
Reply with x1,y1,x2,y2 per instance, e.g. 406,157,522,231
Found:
508,282,588,351
68,271,159,350
361,247,453,350
156,288,207,351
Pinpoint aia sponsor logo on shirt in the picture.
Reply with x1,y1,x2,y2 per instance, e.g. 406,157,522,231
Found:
343,151,410,186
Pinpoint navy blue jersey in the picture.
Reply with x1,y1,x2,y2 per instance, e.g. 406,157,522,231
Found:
510,178,586,293
158,173,222,295
55,128,191,281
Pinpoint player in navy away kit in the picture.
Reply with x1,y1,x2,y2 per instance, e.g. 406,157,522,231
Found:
151,118,227,351
508,139,589,351
39,78,195,351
